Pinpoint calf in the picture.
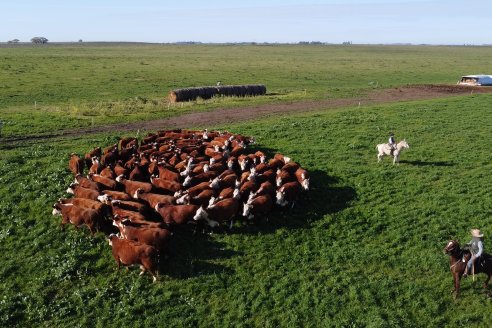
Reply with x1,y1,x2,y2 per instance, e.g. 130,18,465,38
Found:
69,153,85,177
113,215,167,230
108,234,159,282
52,202,103,234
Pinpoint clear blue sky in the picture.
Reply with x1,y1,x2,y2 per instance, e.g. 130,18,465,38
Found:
2,0,491,44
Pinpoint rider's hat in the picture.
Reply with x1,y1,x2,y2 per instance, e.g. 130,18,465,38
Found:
471,229,484,238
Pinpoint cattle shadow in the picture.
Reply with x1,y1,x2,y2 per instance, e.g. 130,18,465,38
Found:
162,229,238,279
231,168,356,235
398,160,455,167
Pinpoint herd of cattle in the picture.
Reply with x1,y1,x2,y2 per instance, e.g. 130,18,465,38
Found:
52,129,310,282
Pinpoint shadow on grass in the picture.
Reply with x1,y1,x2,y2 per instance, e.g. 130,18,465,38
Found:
231,168,355,235
399,159,455,167
163,229,238,279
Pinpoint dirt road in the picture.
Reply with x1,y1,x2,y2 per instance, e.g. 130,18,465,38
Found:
3,84,490,143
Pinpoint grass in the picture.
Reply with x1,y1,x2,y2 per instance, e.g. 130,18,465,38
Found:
1,91,492,327
1,44,492,326
1,44,492,138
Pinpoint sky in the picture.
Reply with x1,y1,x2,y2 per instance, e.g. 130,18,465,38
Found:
1,0,491,44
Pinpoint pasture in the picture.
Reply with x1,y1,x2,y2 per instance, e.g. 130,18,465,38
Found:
1,44,492,327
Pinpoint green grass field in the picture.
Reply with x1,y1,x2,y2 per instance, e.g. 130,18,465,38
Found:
1,44,492,327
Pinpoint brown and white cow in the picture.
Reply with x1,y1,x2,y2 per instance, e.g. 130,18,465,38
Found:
108,234,159,282
113,220,172,252
155,203,201,226
276,181,302,208
116,175,153,196
295,168,310,191
89,173,118,191
52,202,104,234
242,193,273,221
150,175,182,194
194,194,241,230
67,183,101,201
134,188,175,208
69,153,85,177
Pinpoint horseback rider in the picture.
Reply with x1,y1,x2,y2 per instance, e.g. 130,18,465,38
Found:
388,132,396,155
463,228,484,277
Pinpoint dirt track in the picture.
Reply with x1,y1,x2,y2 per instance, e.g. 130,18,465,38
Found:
3,84,491,143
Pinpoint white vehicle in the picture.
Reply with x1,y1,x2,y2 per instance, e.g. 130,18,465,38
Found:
457,74,492,86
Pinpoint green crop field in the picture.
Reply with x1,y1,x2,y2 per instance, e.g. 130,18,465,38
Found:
1,44,492,327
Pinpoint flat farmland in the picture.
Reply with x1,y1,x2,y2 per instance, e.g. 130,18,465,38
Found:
1,44,492,327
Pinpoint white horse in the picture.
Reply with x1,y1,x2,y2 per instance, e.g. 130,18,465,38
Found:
376,139,409,165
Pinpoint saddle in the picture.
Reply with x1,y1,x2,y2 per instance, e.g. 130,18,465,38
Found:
479,253,492,267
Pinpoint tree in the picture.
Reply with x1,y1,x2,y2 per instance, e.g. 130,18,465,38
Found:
30,37,48,44
8,39,19,44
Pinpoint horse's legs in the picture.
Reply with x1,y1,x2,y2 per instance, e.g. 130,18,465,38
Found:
453,273,461,299
484,274,491,289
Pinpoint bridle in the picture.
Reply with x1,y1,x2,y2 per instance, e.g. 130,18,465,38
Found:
445,241,467,270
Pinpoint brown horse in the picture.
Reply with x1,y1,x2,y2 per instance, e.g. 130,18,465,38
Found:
443,240,492,299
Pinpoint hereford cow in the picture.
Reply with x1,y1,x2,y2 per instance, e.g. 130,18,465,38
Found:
242,193,273,222
58,198,110,217
295,168,310,191
198,196,240,230
108,234,159,282
110,199,151,214
113,220,172,252
89,173,118,191
276,181,302,208
134,188,175,208
155,203,201,226
69,153,85,177
74,174,99,190
67,183,101,201
116,175,153,196
99,190,132,202
52,202,103,234
150,175,182,194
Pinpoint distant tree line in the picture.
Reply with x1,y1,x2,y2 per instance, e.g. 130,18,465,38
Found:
30,37,48,44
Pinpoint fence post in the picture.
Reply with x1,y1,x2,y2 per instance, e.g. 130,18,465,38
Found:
0,120,3,137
